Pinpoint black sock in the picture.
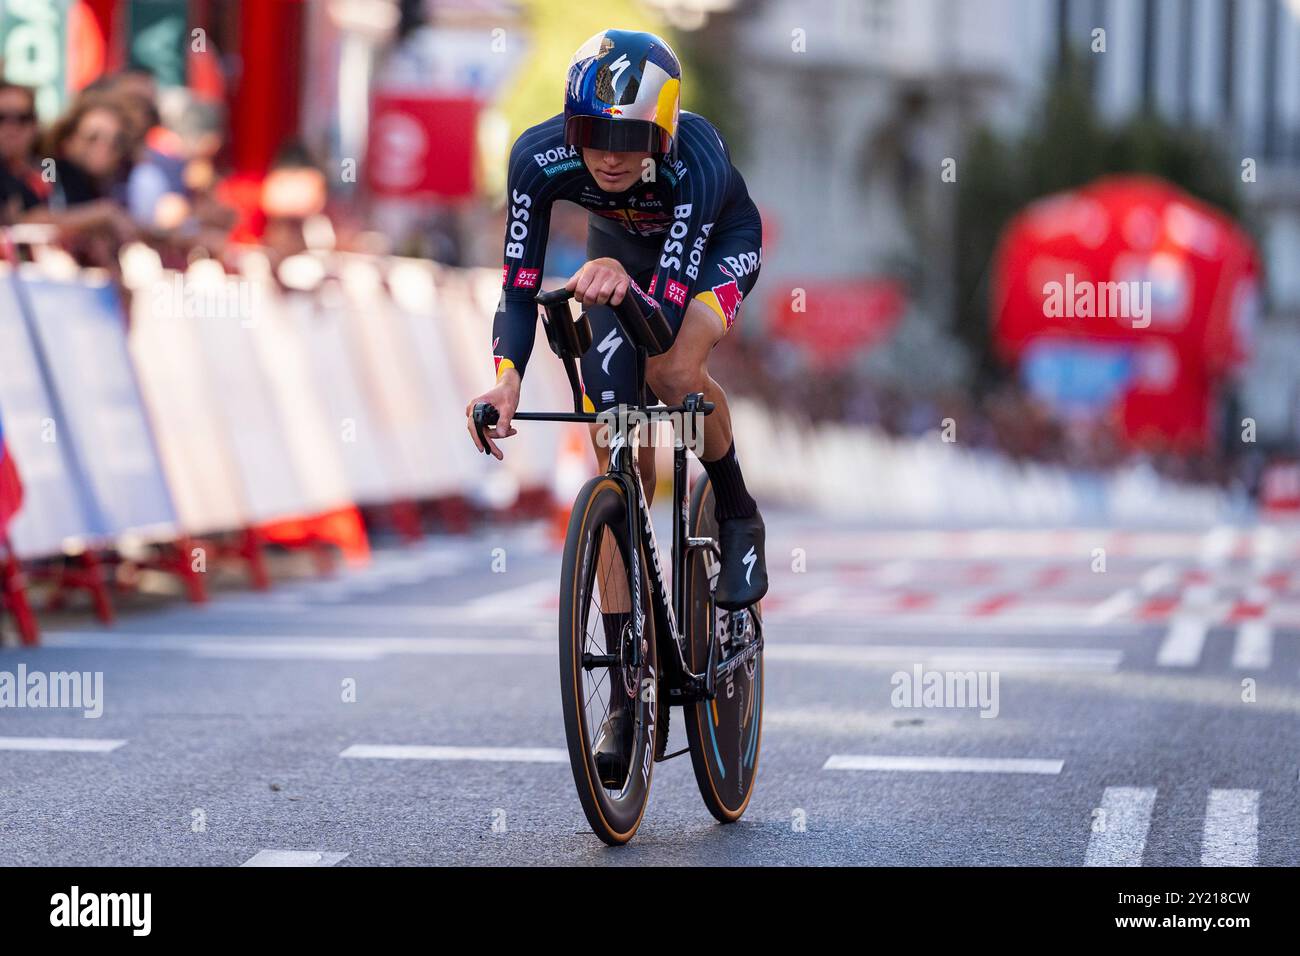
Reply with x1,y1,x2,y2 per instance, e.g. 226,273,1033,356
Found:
702,442,757,521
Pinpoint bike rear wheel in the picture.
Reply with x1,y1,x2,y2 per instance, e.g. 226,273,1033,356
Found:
683,476,764,823
558,475,659,845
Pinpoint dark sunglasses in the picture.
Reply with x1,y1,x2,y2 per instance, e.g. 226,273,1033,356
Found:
0,111,37,126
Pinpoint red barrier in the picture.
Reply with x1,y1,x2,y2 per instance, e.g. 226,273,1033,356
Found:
1,536,38,646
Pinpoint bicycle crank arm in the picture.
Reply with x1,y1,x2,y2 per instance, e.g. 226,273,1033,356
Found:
714,632,764,684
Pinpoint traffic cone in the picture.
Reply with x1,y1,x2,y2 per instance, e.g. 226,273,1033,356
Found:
551,424,592,547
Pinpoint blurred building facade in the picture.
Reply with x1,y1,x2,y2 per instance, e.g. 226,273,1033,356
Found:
725,0,1300,437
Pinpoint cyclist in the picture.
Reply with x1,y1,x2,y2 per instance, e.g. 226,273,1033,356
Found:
465,28,768,612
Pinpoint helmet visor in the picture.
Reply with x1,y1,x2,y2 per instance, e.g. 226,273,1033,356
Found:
565,115,670,154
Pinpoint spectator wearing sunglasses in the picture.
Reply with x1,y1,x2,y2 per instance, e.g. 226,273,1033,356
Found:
0,82,50,220
5,93,138,264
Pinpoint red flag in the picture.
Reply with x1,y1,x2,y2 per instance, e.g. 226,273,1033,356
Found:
0,417,22,531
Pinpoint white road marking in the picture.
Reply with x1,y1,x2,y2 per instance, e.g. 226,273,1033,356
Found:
1199,526,1236,568
1251,526,1282,573
1087,589,1137,626
241,850,349,867
822,755,1063,774
1201,789,1259,866
1231,620,1272,670
1138,563,1178,593
1084,787,1157,866
789,586,842,615
464,578,555,616
40,632,1117,670
1181,584,1216,607
1156,616,1209,667
877,561,915,586
0,737,126,753
191,643,385,661
772,644,1121,672
43,634,552,659
341,744,567,763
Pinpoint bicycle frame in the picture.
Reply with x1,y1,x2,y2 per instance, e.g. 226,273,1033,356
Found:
510,359,712,703
473,288,760,708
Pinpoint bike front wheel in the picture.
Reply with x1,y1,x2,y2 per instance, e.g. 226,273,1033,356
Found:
558,475,659,845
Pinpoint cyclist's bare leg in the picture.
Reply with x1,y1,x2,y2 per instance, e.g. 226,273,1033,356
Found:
646,298,765,609
644,299,731,459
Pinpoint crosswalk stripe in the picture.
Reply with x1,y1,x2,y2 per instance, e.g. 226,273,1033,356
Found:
1156,617,1209,667
1088,588,1136,625
1231,620,1272,670
1199,526,1236,568
1138,563,1177,593
241,850,349,867
1201,789,1259,866
1084,786,1157,866
822,755,1063,774
0,736,126,753
340,744,567,763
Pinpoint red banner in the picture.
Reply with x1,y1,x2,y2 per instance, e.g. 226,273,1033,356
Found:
991,175,1260,451
366,95,478,200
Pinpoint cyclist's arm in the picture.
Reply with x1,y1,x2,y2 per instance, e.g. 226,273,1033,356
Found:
492,135,559,382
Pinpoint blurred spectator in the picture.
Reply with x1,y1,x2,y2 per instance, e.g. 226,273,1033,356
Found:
114,88,189,231
0,82,49,219
260,141,329,259
0,90,136,265
46,93,131,205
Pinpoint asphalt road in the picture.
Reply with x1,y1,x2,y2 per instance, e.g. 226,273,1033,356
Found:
1,511,1297,866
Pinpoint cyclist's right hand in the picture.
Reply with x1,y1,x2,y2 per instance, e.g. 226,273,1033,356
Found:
466,369,520,460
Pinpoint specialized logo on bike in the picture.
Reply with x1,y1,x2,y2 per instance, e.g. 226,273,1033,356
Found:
596,327,622,374
742,545,757,585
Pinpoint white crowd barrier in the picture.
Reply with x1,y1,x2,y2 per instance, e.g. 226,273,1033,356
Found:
1,262,178,558
730,398,1237,526
0,246,575,562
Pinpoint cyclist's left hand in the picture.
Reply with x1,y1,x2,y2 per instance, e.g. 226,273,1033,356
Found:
566,257,629,308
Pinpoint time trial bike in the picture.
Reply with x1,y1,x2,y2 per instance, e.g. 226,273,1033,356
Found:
472,287,763,845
